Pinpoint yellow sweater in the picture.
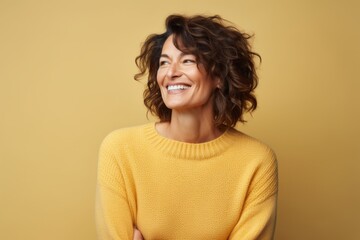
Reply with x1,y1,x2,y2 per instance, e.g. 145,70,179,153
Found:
96,123,278,240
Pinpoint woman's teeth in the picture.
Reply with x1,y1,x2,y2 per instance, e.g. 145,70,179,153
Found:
167,85,190,91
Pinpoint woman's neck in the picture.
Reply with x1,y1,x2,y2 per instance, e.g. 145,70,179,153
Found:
156,109,223,143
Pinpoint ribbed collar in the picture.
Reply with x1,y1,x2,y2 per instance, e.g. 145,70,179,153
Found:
143,123,238,160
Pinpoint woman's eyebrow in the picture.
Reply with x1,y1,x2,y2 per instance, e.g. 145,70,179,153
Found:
160,53,193,59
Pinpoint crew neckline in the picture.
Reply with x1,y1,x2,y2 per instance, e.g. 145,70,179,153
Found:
143,122,238,160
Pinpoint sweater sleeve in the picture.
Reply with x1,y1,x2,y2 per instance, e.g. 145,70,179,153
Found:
95,133,134,240
228,148,278,240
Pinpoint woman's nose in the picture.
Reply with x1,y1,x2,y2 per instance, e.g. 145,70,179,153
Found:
166,62,182,79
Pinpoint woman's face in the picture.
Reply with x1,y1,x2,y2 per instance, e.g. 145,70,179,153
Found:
157,35,218,112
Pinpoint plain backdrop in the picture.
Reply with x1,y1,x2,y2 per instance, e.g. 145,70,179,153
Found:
1,0,359,239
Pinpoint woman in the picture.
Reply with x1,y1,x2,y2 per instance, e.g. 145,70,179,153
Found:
96,14,278,240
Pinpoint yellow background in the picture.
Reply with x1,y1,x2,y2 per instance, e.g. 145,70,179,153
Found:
1,0,359,239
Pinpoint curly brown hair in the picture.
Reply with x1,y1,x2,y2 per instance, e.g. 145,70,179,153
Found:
134,14,260,127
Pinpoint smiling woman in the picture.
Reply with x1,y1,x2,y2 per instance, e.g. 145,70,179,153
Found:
96,14,278,240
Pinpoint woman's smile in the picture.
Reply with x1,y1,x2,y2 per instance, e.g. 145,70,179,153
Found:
166,84,191,94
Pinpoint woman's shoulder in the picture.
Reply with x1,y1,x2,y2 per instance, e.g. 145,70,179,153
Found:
225,128,278,175
228,127,276,159
100,123,152,148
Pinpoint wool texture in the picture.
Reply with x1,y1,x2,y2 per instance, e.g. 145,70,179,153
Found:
96,123,278,240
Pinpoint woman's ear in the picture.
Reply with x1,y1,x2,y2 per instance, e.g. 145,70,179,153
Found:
215,78,222,89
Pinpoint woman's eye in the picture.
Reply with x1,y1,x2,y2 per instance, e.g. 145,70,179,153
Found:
159,60,169,66
183,59,196,64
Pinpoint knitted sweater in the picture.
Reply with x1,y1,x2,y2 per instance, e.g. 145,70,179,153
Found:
96,123,278,240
